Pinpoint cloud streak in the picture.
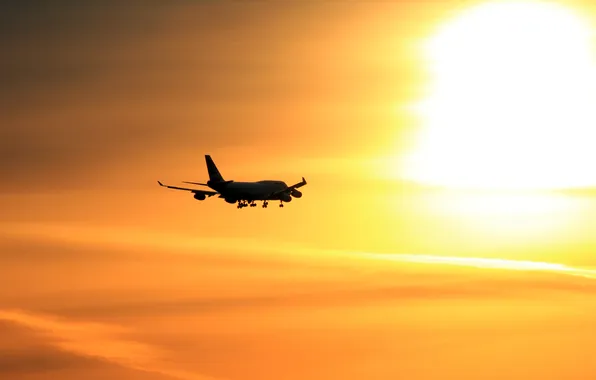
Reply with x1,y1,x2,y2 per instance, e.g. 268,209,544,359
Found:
4,221,596,281
357,252,596,279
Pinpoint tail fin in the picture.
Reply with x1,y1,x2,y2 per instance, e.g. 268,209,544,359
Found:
205,155,225,182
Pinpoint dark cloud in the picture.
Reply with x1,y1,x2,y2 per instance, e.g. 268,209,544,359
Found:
0,348,100,374
0,311,209,380
0,347,181,380
0,320,175,379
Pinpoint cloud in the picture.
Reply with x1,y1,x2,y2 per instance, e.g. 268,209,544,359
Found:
0,347,101,375
360,252,596,279
4,222,596,380
0,320,173,380
4,221,596,327
0,310,221,380
36,272,596,322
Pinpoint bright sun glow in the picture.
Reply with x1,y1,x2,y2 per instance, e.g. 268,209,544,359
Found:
402,0,596,190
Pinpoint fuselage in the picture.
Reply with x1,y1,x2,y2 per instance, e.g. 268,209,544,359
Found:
209,180,290,202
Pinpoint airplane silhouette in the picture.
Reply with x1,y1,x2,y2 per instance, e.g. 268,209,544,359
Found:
158,155,307,208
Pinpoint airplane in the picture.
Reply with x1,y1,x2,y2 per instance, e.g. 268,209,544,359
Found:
158,155,307,209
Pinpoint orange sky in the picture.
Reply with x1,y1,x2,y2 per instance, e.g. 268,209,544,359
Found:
3,1,596,379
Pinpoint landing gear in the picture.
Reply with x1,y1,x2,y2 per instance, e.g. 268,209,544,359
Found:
237,200,258,209
236,200,280,209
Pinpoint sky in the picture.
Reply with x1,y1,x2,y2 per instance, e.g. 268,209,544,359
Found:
3,1,596,379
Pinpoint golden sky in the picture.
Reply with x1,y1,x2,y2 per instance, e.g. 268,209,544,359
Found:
3,1,596,379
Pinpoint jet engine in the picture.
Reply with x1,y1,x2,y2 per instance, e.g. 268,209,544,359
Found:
224,197,236,204
193,193,206,201
290,189,302,198
280,193,292,202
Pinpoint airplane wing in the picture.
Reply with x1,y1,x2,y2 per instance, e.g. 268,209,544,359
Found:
267,177,307,198
289,177,307,190
157,181,218,196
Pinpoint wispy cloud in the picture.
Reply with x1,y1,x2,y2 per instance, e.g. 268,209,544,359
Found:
0,310,221,380
4,221,596,281
356,252,596,279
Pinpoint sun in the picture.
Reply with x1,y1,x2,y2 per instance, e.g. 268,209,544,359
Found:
401,0,596,190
